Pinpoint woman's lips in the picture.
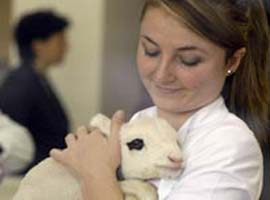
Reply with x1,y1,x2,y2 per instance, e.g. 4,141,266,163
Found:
154,83,182,93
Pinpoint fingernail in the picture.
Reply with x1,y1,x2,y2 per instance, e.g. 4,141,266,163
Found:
49,149,56,156
114,110,125,120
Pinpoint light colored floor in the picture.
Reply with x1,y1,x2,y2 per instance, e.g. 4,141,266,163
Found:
0,176,22,200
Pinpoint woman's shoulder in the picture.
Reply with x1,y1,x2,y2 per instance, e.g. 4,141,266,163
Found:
184,111,263,175
187,111,261,155
173,98,263,173
205,112,258,148
181,97,258,149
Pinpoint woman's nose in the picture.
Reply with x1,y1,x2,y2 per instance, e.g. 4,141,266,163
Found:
154,57,175,82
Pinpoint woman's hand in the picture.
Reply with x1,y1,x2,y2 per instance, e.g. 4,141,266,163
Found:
50,110,125,180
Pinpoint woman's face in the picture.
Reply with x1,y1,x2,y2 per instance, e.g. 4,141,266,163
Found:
137,7,229,114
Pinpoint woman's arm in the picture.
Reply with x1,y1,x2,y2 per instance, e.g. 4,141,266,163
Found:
50,110,125,200
80,169,123,200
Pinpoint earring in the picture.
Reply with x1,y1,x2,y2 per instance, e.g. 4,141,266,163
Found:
226,69,233,76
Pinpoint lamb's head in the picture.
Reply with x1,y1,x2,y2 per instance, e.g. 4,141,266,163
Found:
90,114,183,180
120,116,183,180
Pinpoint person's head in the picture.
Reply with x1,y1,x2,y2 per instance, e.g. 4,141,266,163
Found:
14,10,70,66
137,0,270,143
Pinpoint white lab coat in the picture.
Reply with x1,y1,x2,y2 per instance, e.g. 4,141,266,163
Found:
132,97,263,200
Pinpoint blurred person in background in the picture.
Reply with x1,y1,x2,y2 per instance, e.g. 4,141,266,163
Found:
0,60,10,86
0,112,34,183
0,10,70,173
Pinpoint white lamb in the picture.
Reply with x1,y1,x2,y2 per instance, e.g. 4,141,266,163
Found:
13,114,183,200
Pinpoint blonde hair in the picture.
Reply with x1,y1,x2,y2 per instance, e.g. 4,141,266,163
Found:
141,0,270,144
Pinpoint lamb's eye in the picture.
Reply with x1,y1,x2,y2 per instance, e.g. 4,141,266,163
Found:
127,139,144,150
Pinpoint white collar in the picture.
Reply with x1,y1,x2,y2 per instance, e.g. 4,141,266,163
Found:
137,96,228,199
177,96,228,144
137,96,228,143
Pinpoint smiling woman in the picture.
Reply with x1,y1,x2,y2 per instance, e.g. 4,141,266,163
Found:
137,7,237,129
138,0,269,141
49,1,270,200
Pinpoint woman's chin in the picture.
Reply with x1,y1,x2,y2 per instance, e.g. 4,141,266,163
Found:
152,98,185,113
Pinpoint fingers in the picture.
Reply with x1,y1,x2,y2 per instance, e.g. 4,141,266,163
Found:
75,126,88,138
65,133,76,146
108,110,125,146
110,110,125,137
67,126,88,140
50,148,67,163
51,111,124,167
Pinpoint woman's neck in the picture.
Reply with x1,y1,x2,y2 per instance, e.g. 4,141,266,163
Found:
157,109,196,131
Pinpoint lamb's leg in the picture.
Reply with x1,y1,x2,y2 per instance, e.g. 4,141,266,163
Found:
120,179,158,200
89,113,111,136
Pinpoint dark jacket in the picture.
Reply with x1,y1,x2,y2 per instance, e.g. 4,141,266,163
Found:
0,63,69,172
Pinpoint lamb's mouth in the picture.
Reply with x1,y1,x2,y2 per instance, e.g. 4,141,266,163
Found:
156,164,183,176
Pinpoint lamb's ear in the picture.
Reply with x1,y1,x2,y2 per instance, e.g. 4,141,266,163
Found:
89,113,111,136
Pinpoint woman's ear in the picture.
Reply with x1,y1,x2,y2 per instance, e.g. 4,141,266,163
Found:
225,47,246,75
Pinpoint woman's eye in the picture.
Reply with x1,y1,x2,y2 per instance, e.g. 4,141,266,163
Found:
144,49,160,57
183,59,200,66
177,56,201,67
142,42,160,57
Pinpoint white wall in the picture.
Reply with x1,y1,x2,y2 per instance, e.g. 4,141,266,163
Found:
11,0,147,128
11,0,105,128
0,0,11,62
101,0,148,118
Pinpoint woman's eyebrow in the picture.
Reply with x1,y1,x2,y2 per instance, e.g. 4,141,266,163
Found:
140,35,159,46
140,34,208,55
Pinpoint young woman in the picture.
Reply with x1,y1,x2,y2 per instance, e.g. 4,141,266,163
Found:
50,1,270,199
